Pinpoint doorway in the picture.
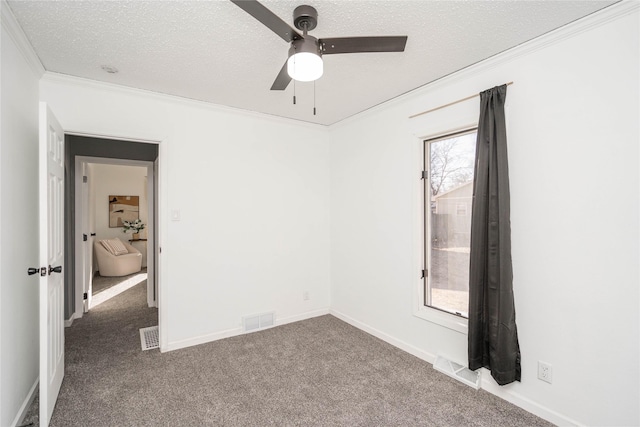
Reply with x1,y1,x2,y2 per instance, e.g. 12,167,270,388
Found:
75,158,156,313
64,135,159,325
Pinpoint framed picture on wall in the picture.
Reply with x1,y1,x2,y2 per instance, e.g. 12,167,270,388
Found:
109,195,139,228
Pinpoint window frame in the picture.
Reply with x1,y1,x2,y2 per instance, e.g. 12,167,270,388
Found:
414,127,477,334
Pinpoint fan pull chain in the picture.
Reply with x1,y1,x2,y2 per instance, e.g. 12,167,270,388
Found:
313,81,316,116
293,55,297,105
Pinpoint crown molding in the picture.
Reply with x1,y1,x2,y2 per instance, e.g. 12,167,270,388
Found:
40,71,330,132
332,0,638,129
1,0,45,78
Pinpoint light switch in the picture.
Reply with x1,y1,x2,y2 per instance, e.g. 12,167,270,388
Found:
171,210,181,221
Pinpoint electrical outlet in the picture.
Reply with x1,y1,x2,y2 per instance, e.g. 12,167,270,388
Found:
538,361,552,384
303,291,309,301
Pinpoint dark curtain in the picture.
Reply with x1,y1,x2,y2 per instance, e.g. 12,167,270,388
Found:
468,84,521,385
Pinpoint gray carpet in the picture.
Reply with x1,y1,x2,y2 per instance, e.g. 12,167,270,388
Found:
22,279,553,426
92,268,147,295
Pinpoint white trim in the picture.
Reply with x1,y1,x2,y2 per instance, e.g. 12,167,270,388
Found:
412,132,470,334
73,157,86,321
64,313,75,328
157,142,168,351
479,375,584,427
331,1,639,129
0,18,3,427
274,308,329,327
330,310,581,426
162,326,243,353
74,155,157,315
330,309,437,364
413,305,468,335
162,308,330,353
65,131,161,145
145,164,155,308
76,156,155,168
0,0,45,78
40,72,330,131
10,378,38,427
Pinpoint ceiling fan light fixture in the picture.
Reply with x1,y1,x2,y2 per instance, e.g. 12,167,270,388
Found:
287,52,323,82
287,37,323,82
230,1,407,92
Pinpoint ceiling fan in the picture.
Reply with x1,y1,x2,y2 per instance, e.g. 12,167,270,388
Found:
230,0,408,91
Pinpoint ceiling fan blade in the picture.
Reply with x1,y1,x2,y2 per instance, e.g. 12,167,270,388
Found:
270,60,292,90
320,36,408,55
230,0,302,43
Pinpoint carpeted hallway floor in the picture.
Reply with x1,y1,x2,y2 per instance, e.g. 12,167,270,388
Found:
22,275,553,426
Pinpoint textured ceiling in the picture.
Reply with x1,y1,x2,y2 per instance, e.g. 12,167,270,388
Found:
8,0,617,125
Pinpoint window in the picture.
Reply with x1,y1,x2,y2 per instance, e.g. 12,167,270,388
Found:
423,130,477,318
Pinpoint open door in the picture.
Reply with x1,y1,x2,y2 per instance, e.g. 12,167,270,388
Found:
39,103,65,426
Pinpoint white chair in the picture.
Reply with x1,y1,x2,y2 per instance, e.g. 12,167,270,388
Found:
94,239,142,277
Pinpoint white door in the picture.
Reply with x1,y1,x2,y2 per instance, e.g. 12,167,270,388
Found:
39,102,65,427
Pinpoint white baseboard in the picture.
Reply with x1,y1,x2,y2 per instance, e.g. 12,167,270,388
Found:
329,309,580,427
479,376,583,426
64,312,76,327
162,308,330,353
11,378,38,427
275,308,329,327
162,325,243,352
330,309,437,363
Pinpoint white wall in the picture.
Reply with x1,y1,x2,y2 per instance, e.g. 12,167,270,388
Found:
0,3,41,425
329,5,639,427
91,163,148,241
39,76,332,350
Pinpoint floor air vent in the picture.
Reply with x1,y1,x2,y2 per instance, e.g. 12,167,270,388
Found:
242,312,275,332
433,354,480,389
139,326,159,351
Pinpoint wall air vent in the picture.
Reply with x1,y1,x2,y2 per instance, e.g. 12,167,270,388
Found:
242,311,275,332
433,354,481,389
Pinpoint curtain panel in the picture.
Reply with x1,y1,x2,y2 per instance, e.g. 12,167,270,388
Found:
468,84,521,385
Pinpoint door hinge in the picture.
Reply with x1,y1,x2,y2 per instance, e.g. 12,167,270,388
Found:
83,175,88,183
421,170,428,180
83,292,88,300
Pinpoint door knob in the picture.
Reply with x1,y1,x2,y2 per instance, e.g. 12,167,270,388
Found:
48,265,62,275
28,266,46,276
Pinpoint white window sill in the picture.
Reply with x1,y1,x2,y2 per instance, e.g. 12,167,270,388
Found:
414,305,468,334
